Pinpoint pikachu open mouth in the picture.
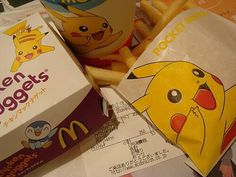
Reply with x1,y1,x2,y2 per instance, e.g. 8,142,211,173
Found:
194,83,216,110
92,31,105,41
25,53,33,60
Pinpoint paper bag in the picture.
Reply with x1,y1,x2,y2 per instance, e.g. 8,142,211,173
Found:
117,8,236,176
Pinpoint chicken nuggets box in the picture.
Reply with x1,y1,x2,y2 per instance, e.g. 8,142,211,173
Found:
117,8,236,176
0,13,111,177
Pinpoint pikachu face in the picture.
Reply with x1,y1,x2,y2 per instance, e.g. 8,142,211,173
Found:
128,61,236,175
61,16,113,46
4,21,55,72
13,30,45,63
130,62,224,142
46,6,122,54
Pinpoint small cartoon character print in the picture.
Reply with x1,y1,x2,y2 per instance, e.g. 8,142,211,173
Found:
46,5,123,54
21,120,58,150
4,20,55,72
127,61,236,175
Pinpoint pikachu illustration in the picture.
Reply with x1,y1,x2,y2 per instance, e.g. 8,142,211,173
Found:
127,61,236,175
4,20,55,72
45,6,123,54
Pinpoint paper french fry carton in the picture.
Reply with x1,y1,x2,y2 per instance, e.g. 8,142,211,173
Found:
40,0,136,68
0,13,111,177
117,8,236,176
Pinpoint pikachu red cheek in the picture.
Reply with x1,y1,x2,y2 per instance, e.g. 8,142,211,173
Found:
71,32,82,38
170,113,187,134
37,49,42,54
16,56,21,61
109,27,113,33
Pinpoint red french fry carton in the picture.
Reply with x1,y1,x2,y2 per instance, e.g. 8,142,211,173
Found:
40,0,136,68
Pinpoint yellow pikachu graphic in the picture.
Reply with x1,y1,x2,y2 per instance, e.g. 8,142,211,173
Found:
127,61,236,175
4,20,55,72
46,6,123,54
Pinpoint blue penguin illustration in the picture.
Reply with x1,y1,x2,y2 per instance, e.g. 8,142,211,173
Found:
21,120,58,150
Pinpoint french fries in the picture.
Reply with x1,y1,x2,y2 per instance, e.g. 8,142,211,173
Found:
140,0,162,24
134,19,151,38
132,0,191,56
184,0,196,9
85,0,196,86
85,65,126,85
151,0,189,37
107,62,129,73
85,66,100,90
151,0,168,13
119,46,137,68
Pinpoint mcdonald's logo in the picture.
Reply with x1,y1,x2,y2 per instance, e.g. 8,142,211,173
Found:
58,120,89,149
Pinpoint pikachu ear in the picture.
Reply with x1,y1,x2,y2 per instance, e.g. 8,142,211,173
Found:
46,7,69,22
13,37,21,48
127,62,172,79
33,25,43,31
35,32,50,42
132,94,151,113
4,20,27,36
67,6,95,17
11,60,22,73
41,45,55,53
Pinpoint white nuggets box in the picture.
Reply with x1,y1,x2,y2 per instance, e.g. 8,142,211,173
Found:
0,13,111,177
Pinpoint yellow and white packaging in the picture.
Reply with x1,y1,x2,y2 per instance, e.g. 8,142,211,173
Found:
117,8,236,176
0,13,111,176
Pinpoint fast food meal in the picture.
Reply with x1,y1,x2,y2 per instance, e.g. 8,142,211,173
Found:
40,0,196,87
85,0,197,87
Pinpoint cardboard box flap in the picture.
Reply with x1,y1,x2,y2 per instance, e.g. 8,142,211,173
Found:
0,13,90,137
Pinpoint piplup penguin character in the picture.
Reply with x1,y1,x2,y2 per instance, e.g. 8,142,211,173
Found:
21,120,57,150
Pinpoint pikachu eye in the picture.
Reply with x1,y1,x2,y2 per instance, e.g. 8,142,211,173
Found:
18,51,23,55
32,45,38,50
79,26,88,32
168,89,182,103
102,23,108,28
192,68,205,78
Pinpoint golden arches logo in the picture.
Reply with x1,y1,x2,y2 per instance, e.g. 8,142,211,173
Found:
58,120,89,149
